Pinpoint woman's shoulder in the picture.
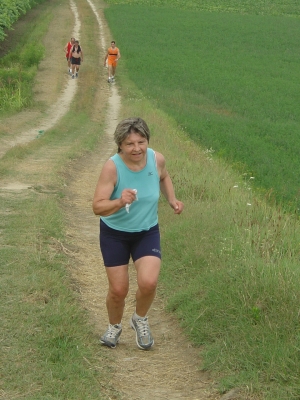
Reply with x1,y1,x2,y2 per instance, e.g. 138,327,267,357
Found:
103,157,117,171
151,149,164,161
100,158,117,179
149,149,165,171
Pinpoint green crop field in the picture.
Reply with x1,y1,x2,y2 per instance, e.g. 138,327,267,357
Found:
104,0,300,15
104,1,300,210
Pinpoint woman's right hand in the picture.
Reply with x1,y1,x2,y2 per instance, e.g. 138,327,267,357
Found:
121,189,137,207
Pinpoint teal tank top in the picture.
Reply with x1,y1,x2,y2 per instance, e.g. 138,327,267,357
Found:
101,148,160,232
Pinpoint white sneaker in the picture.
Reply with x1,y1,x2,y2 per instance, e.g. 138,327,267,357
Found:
130,315,154,350
100,324,122,348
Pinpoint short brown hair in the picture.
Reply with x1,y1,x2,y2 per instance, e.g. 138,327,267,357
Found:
114,117,150,153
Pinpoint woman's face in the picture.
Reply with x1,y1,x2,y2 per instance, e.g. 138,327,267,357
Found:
119,131,148,163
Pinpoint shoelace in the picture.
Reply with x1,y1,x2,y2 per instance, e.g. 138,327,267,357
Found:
107,324,121,338
135,318,150,337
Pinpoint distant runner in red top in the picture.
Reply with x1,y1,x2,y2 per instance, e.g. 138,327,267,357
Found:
104,41,121,83
64,37,75,75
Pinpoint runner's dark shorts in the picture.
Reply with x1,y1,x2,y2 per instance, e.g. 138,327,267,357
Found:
99,219,161,267
71,57,81,65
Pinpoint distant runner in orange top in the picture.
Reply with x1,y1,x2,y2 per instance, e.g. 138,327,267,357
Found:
64,37,75,75
104,41,121,83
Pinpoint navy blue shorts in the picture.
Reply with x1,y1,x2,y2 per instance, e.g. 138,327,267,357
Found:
99,220,161,267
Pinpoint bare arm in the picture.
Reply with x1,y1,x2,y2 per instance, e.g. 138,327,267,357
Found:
92,159,137,216
103,49,108,66
116,48,121,61
156,152,184,214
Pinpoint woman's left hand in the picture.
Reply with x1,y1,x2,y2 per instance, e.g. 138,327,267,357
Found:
171,200,184,214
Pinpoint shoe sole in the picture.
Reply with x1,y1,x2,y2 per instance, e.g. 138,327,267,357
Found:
130,318,154,350
100,338,119,349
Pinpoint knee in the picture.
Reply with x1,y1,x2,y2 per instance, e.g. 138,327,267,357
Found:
138,277,158,294
109,284,128,301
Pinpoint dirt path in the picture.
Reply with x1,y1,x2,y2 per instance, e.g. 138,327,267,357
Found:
0,0,225,398
61,84,220,399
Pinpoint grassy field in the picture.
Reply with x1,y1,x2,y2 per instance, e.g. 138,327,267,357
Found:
104,3,300,211
104,0,300,15
103,0,300,398
116,77,300,400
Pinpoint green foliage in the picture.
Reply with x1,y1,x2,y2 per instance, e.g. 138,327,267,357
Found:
104,0,300,15
20,43,44,67
0,0,48,41
0,68,35,112
105,4,300,210
0,0,31,40
0,61,38,111
0,3,47,113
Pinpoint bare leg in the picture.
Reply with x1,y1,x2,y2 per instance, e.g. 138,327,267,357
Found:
134,256,161,317
105,265,129,324
108,64,113,79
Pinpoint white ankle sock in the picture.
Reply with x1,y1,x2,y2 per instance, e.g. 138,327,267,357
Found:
133,312,146,320
111,323,122,328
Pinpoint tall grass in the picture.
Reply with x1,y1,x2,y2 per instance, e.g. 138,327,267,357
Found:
159,150,300,398
0,67,36,111
104,4,300,210
0,5,48,113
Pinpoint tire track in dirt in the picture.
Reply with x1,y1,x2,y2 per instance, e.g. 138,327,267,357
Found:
63,1,220,399
0,0,222,397
63,98,220,399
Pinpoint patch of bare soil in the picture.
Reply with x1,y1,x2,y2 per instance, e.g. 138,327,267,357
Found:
0,0,233,398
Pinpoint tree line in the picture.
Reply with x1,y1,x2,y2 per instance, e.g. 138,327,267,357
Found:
0,0,46,41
